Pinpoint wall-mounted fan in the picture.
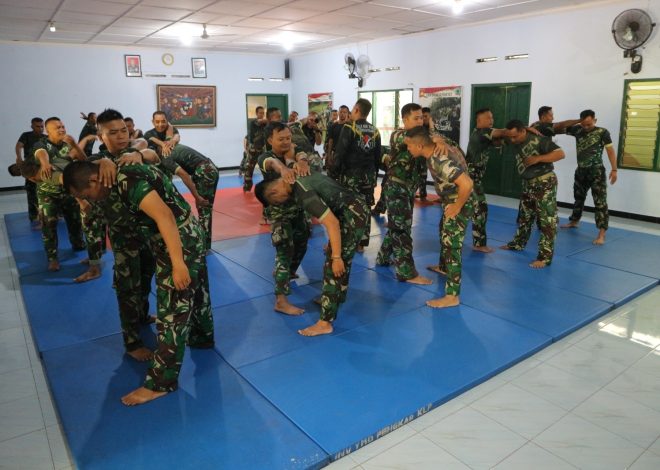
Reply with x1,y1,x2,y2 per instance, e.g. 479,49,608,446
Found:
356,54,372,88
611,9,656,73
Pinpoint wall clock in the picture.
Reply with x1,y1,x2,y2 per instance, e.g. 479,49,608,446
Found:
161,53,174,66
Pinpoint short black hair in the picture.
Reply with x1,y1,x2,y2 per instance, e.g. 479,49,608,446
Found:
421,107,431,113
124,117,134,123
475,108,491,120
266,107,280,120
580,109,595,120
256,106,264,113
19,160,40,179
354,98,372,118
339,105,350,111
405,126,433,146
538,106,552,119
62,161,99,194
97,109,125,128
254,180,274,207
505,119,526,131
45,117,61,127
152,110,167,119
266,121,288,138
401,103,422,118
31,117,43,124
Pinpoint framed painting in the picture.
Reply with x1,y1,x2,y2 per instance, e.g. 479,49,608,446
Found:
124,54,141,77
191,57,207,78
156,85,216,128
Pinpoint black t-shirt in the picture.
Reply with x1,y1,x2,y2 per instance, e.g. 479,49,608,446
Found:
144,127,180,152
18,132,45,160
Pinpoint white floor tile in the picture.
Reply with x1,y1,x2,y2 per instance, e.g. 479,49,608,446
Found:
573,388,660,448
361,434,470,470
495,357,542,382
533,413,644,470
0,368,38,405
0,309,22,331
421,407,527,470
544,344,629,387
0,326,27,349
324,454,361,470
629,451,660,470
606,355,660,412
46,424,74,470
574,328,656,367
348,425,416,465
0,342,31,375
0,429,54,470
0,395,45,442
493,441,577,469
470,382,567,439
407,398,465,432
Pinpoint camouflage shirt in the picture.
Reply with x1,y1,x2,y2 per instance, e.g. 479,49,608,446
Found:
511,134,560,180
248,119,267,149
428,141,468,199
159,144,213,176
386,129,421,187
532,122,556,138
566,125,613,168
292,172,357,220
288,121,315,154
32,139,75,194
144,126,180,152
466,128,496,168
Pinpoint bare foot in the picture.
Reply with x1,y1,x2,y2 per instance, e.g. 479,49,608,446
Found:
560,221,579,229
121,387,168,406
427,265,446,275
426,295,460,308
529,260,549,269
406,275,433,285
473,246,495,253
499,245,512,250
79,257,90,265
298,320,333,336
356,245,365,253
275,297,305,316
259,217,270,225
126,347,153,362
47,260,60,272
593,229,606,245
74,265,101,283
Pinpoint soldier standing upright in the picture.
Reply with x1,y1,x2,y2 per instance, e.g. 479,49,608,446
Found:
243,106,268,192
15,117,45,226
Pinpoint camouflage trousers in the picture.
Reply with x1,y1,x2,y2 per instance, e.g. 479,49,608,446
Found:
438,199,473,296
376,181,418,281
193,162,220,251
80,202,106,266
268,204,311,296
239,151,248,174
320,197,369,322
569,165,609,230
243,146,263,191
145,218,214,392
109,230,155,352
37,186,85,261
416,157,428,198
25,180,38,221
339,171,376,247
468,165,488,247
372,173,388,214
307,152,325,173
506,172,558,264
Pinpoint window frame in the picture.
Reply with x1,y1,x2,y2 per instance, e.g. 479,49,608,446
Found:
617,78,660,172
358,88,413,144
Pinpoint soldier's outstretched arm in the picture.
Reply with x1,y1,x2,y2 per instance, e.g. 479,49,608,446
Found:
318,210,345,276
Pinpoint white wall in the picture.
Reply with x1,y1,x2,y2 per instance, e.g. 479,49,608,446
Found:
0,42,291,188
290,0,660,217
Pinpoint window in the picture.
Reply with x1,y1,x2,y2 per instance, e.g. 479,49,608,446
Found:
358,88,413,145
618,79,660,171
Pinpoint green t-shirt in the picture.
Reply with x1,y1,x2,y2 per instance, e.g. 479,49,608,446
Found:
144,127,180,152
293,172,357,220
466,128,496,167
511,134,560,179
566,125,613,168
32,139,75,193
386,129,421,186
258,150,289,181
427,143,467,199
532,122,556,138
159,144,211,176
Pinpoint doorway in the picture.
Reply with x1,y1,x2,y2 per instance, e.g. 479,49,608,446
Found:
470,83,531,198
245,94,289,132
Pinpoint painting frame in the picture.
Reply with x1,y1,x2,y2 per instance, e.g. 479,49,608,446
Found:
124,54,142,78
156,84,216,128
419,86,462,144
191,57,207,78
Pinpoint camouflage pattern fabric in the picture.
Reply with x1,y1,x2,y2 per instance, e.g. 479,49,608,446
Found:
438,199,473,295
467,164,488,247
375,181,418,280
243,145,262,191
568,165,609,230
268,202,311,295
80,202,106,266
319,198,369,322
415,156,428,198
37,185,85,260
339,172,376,247
506,173,558,264
192,162,219,251
566,126,613,168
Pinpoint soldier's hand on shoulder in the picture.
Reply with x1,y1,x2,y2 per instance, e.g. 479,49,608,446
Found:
117,151,142,167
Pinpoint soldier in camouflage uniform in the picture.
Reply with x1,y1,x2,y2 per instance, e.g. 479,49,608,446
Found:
561,110,618,245
405,127,474,307
257,122,312,316
32,117,87,271
244,106,268,191
63,160,213,406
375,103,432,285
333,98,381,250
289,115,325,173
465,109,508,252
15,117,46,225
255,171,368,336
501,120,566,268
160,143,219,251
531,106,582,138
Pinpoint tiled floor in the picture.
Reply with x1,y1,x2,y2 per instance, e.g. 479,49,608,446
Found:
1,188,659,470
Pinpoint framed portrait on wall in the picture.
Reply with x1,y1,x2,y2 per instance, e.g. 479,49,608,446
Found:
124,54,142,77
156,85,216,128
191,58,207,78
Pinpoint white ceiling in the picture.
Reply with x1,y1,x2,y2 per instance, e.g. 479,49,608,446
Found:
0,0,607,54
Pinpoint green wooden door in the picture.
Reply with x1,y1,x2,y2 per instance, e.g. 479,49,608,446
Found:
245,94,289,133
266,95,288,121
470,83,531,198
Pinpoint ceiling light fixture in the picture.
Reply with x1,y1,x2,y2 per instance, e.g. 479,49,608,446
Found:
452,0,464,15
180,34,192,46
476,56,498,63
505,53,529,60
49,22,56,32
